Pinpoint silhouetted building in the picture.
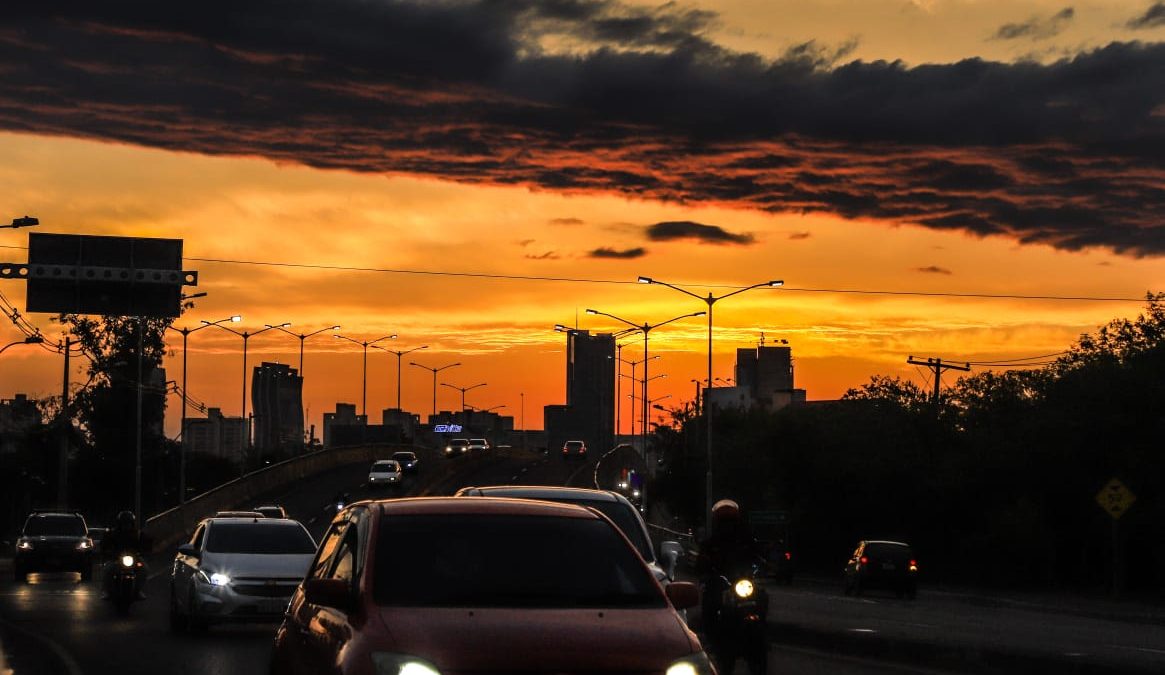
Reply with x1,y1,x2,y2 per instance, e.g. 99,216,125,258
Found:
0,394,41,454
251,362,303,454
183,408,246,461
544,330,615,455
715,343,805,411
323,403,365,448
382,408,420,441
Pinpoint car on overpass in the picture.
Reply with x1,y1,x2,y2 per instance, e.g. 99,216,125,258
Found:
444,438,470,457
169,515,318,631
13,510,94,582
368,460,403,488
270,497,706,675
562,439,587,460
391,451,419,472
843,539,919,599
468,438,491,452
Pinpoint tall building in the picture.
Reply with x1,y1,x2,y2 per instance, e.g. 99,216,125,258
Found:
720,343,805,410
251,362,304,454
545,330,615,455
323,403,365,448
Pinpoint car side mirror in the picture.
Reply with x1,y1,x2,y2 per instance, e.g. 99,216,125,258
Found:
303,578,353,611
177,543,199,557
665,581,699,610
660,541,683,580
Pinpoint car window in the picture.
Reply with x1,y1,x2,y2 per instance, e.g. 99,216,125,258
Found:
205,523,317,554
372,461,394,470
329,531,358,585
526,498,653,562
24,515,86,537
865,542,913,561
310,522,349,579
373,515,664,608
392,452,415,461
190,524,206,548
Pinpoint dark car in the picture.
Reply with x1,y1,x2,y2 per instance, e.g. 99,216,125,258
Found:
391,451,419,472
759,538,794,585
562,439,587,460
270,497,706,675
14,511,94,582
253,505,288,519
843,540,918,599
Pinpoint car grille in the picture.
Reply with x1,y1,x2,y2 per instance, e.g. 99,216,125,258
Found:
231,577,301,597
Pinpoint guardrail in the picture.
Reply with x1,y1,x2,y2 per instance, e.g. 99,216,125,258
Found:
145,443,416,551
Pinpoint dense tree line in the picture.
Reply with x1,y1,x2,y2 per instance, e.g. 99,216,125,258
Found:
654,294,1165,592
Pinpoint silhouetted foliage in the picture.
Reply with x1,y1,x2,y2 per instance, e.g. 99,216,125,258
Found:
652,293,1165,592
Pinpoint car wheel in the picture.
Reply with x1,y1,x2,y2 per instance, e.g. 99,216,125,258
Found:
187,587,209,633
169,585,187,634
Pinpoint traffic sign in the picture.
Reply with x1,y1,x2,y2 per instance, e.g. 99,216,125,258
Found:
1095,478,1136,520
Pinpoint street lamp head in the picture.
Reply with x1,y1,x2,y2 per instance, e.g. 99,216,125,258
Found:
554,324,569,332
585,309,598,315
230,315,242,322
768,280,784,287
24,335,44,344
637,276,653,284
330,325,341,330
693,311,707,318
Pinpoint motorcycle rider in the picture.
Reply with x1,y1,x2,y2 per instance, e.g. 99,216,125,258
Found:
695,500,767,667
100,510,151,599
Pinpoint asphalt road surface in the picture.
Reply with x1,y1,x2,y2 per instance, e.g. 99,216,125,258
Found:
2,448,1157,674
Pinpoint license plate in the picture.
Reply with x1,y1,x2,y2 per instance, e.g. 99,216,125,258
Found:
882,563,896,571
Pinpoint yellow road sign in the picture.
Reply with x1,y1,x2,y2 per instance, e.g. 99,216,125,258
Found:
1096,478,1136,520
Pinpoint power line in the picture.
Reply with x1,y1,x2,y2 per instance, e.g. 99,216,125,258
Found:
1,244,1150,301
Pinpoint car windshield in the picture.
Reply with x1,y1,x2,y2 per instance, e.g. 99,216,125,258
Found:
372,461,397,470
392,452,415,461
471,439,487,444
24,516,85,537
503,496,653,562
450,439,468,446
205,523,316,554
865,543,913,561
566,441,583,449
373,515,664,608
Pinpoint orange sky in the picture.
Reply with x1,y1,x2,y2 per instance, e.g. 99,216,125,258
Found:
0,1,1162,436
1,131,1160,436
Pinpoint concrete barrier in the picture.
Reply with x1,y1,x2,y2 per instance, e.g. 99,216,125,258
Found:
145,444,416,551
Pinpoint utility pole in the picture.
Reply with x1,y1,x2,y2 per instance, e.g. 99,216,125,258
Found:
57,337,69,508
906,356,970,411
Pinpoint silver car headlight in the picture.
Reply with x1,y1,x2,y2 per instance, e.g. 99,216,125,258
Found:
17,541,33,551
371,653,442,675
197,569,231,586
666,651,716,675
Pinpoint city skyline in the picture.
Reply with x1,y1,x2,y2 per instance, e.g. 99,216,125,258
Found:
1,1,1163,437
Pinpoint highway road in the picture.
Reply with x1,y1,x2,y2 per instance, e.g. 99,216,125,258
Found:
1,447,1159,674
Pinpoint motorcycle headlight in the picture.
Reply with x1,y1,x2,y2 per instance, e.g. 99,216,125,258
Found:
371,653,442,675
666,651,716,675
120,555,135,568
77,540,92,550
734,579,755,598
17,541,33,551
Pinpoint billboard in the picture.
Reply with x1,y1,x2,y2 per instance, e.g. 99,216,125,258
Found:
24,233,195,317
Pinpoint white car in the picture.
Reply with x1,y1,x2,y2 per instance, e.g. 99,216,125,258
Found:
368,459,402,487
169,516,317,632
468,438,490,451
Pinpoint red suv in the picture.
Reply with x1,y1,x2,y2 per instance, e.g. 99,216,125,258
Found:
271,497,709,675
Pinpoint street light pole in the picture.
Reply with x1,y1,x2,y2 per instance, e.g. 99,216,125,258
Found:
441,382,487,421
335,333,396,417
586,309,704,465
168,315,240,503
373,345,428,411
271,324,340,375
638,276,783,521
410,361,461,418
206,320,290,461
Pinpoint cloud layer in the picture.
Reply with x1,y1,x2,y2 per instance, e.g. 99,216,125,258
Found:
1,1,1162,255
992,7,1075,41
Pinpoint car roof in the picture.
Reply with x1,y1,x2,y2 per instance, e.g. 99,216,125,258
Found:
375,496,601,519
372,459,399,465
863,540,911,547
205,516,302,525
458,485,622,503
449,438,469,443
392,451,415,456
27,511,84,519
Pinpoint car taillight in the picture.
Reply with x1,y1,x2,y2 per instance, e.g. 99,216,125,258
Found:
785,552,792,560
909,559,919,572
859,556,868,565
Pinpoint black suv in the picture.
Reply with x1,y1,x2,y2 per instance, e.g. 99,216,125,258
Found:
14,511,94,582
843,540,918,599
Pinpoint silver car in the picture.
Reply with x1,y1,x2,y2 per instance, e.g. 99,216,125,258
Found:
169,516,317,632
367,459,402,487
453,485,678,584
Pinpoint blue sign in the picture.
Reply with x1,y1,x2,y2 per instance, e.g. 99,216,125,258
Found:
434,424,463,433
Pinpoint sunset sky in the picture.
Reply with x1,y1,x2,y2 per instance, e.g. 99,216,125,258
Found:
1,0,1163,437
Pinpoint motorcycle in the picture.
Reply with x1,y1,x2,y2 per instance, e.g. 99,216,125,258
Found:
705,562,769,675
108,552,144,615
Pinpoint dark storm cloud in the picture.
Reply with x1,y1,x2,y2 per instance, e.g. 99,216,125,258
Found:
789,232,811,240
1127,2,1165,29
992,7,1075,41
549,217,585,226
1,1,1163,256
646,221,755,245
525,250,561,260
916,266,953,275
588,246,647,259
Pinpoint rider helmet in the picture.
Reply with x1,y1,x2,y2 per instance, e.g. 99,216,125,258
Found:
115,510,137,531
711,499,741,522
